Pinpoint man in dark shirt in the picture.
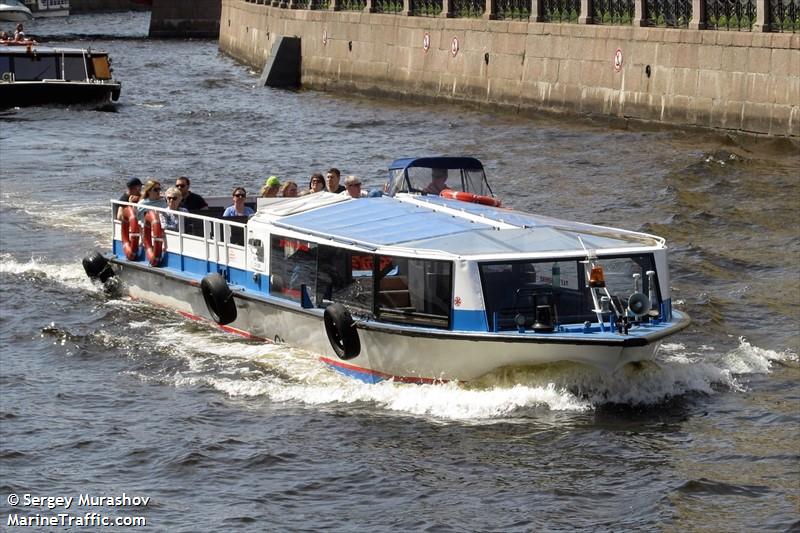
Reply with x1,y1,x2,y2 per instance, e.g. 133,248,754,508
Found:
117,177,142,217
325,168,346,194
175,176,208,211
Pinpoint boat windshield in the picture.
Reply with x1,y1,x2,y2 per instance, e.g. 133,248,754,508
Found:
388,167,490,197
479,254,660,330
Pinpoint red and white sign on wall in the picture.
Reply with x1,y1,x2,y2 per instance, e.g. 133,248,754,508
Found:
322,29,328,46
451,37,459,57
614,48,623,71
423,33,430,52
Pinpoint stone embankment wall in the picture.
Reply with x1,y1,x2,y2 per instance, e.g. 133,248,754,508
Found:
149,0,221,38
219,0,799,137
70,0,150,12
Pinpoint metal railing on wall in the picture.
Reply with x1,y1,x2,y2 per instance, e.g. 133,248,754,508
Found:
241,0,799,31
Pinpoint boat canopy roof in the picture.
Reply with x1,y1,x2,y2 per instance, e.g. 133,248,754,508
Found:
0,45,101,55
388,157,485,172
257,193,663,257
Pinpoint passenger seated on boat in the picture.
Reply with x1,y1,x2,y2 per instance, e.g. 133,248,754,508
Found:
308,173,325,194
137,179,166,223
14,24,24,42
223,187,255,217
280,181,299,198
325,168,345,194
260,176,281,198
116,177,142,218
341,175,367,198
423,168,450,195
0,32,8,41
160,187,187,231
175,176,208,211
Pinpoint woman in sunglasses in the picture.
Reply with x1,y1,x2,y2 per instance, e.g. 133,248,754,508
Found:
137,179,167,222
223,187,255,217
308,173,325,194
160,186,188,231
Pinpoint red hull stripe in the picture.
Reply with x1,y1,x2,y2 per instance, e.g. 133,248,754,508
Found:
176,310,268,342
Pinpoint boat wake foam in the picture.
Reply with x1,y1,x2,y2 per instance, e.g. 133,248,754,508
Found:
0,254,100,292
0,194,110,246
133,323,796,421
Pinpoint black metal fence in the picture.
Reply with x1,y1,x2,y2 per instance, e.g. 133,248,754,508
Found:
452,0,485,17
339,0,366,10
541,0,581,22
496,0,533,19
769,0,799,30
373,0,404,11
410,0,444,15
706,0,756,29
645,0,691,26
245,0,799,32
593,0,635,23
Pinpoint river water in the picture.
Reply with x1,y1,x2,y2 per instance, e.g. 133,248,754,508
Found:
1,12,798,532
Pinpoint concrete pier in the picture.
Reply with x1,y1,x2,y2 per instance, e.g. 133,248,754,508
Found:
218,0,799,138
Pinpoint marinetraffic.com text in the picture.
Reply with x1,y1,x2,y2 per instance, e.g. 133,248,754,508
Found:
6,492,148,528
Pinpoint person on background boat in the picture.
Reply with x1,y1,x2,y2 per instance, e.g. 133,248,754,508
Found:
117,177,142,218
280,181,299,198
0,32,9,41
259,176,280,198
175,176,208,211
308,173,325,194
223,187,254,217
423,168,450,195
160,187,188,231
14,24,24,41
325,168,345,194
342,175,367,198
137,179,166,222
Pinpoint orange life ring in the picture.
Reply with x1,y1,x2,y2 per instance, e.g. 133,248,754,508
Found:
142,210,164,266
440,189,501,207
121,207,140,260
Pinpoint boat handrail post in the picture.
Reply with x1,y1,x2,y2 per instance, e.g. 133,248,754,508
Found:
177,212,185,271
203,218,212,273
222,223,230,272
214,220,221,270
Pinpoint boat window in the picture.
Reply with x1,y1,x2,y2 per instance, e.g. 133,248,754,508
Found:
463,168,491,196
13,56,58,81
269,236,317,303
405,167,459,195
315,246,374,312
90,56,112,80
62,55,87,81
248,238,264,264
479,255,659,331
376,256,452,329
0,56,10,78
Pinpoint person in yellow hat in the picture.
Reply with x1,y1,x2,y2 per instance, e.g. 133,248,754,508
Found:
260,176,281,198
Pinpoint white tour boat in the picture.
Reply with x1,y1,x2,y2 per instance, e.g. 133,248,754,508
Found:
83,157,690,383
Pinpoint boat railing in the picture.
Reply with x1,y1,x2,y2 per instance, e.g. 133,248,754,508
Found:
111,200,251,275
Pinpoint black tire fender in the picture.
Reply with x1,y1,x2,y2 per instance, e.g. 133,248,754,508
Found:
324,303,361,360
201,273,237,326
82,251,115,283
